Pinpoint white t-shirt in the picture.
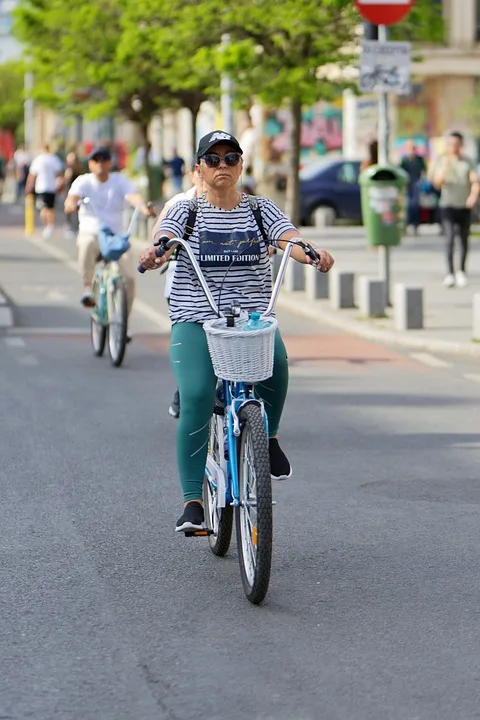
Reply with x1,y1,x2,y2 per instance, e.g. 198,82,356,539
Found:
157,194,294,323
29,153,63,193
163,187,196,299
69,172,136,234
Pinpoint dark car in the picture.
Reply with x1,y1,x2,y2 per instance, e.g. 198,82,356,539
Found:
300,158,362,226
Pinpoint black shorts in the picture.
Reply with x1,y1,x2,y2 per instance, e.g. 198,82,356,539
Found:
38,192,56,209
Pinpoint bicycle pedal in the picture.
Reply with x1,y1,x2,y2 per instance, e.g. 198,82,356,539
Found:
184,528,214,537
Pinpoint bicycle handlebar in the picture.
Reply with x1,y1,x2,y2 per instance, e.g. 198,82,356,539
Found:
137,235,321,318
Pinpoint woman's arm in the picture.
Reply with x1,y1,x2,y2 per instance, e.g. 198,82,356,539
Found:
277,229,335,273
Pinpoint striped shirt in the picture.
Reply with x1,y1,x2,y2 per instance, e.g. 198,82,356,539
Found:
157,194,295,324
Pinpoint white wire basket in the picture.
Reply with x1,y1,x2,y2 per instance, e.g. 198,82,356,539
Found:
203,315,278,383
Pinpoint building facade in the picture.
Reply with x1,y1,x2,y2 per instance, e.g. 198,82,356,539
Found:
399,0,480,158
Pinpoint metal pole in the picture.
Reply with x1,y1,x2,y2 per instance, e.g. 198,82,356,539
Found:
24,70,34,152
220,34,234,135
377,24,391,306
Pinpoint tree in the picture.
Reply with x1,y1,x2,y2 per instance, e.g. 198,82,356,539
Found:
0,61,25,137
194,0,444,224
14,0,223,197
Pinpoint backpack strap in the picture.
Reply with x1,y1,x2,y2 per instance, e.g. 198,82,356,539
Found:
184,197,198,241
247,195,268,246
169,197,198,263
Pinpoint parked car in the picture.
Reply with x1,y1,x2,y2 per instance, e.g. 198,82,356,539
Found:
299,158,362,226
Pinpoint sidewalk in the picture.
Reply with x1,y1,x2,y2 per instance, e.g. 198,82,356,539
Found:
279,225,480,357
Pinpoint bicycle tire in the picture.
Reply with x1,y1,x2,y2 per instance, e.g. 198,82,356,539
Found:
90,279,106,357
236,403,272,604
204,415,233,556
107,277,128,368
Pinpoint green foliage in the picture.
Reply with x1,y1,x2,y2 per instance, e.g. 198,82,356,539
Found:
0,60,25,134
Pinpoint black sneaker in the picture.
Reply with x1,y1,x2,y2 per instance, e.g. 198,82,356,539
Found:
269,438,292,481
168,389,180,419
175,501,205,533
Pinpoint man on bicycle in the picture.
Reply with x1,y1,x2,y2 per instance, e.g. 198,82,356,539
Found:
65,146,154,311
139,131,335,532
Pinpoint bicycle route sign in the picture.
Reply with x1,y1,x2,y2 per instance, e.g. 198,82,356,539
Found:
355,0,414,26
359,40,411,95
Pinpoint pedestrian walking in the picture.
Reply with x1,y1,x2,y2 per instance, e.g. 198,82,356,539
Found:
165,150,185,194
25,144,64,238
432,132,480,288
400,140,426,235
13,144,31,201
63,149,84,239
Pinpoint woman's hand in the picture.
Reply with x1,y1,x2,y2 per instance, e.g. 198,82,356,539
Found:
138,246,167,271
308,248,335,273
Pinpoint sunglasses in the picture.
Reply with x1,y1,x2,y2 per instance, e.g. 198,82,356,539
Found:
201,152,242,168
91,155,110,163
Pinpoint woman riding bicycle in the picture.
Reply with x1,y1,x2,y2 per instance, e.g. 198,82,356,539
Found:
139,131,335,532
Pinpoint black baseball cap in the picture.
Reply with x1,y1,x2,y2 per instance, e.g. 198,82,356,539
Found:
196,131,243,159
88,146,112,162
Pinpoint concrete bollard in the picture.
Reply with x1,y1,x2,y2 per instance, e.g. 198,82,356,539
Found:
305,266,329,300
472,293,480,340
330,270,355,309
284,260,305,292
394,284,423,330
358,276,386,318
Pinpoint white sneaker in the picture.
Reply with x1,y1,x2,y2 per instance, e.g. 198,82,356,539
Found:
443,273,455,288
42,225,53,239
456,271,468,288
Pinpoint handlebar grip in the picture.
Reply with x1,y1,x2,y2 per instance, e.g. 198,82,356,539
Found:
137,245,166,274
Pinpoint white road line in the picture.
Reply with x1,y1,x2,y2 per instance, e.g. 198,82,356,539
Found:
464,374,480,384
4,337,26,348
24,234,171,331
8,327,89,336
410,352,451,368
18,355,38,367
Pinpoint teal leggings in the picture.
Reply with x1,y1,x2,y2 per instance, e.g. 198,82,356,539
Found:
170,322,289,502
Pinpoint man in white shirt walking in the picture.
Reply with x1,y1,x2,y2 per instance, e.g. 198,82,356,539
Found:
65,146,154,311
26,144,64,238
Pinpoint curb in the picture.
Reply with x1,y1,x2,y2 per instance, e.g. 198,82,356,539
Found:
277,291,480,359
0,290,14,329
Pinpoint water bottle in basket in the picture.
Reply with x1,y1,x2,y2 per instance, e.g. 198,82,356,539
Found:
244,312,269,331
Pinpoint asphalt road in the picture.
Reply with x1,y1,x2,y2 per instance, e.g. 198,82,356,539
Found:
2,216,480,720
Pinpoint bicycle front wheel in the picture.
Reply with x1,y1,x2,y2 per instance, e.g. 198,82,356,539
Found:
91,279,106,357
107,277,128,368
236,403,272,604
204,414,233,556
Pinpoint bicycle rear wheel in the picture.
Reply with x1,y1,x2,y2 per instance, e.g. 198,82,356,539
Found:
107,277,128,367
90,279,106,357
204,414,233,556
236,403,272,604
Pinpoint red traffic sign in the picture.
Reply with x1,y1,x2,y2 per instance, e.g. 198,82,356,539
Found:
355,0,414,25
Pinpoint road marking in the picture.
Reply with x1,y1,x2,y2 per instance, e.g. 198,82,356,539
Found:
8,327,89,336
18,355,38,366
409,352,451,368
464,374,480,384
25,233,171,331
4,337,26,348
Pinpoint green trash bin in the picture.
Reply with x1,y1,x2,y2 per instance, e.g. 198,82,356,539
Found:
359,165,409,247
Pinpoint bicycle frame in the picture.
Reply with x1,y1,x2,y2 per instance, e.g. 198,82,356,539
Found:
91,260,122,326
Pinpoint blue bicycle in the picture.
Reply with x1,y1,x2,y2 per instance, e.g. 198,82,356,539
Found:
83,199,141,367
139,234,320,604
